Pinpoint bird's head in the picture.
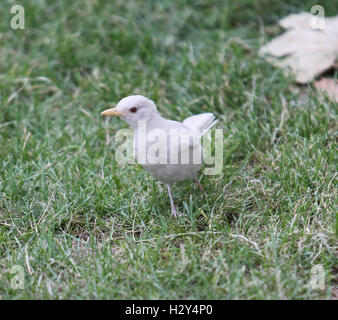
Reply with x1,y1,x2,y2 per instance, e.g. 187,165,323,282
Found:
100,95,160,129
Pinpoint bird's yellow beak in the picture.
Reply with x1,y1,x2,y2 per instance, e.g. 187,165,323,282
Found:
100,108,124,117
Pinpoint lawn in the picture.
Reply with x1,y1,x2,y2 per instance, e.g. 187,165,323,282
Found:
0,0,337,299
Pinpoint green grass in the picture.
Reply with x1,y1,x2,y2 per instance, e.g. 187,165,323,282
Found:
0,0,337,299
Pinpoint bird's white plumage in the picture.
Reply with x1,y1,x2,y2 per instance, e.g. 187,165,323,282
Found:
183,113,218,137
134,117,203,184
109,95,218,184
101,95,218,216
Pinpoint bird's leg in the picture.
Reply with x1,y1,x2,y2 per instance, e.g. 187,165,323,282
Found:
194,178,207,196
166,184,179,217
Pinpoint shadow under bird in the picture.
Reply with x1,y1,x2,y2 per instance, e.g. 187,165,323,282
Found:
101,95,217,217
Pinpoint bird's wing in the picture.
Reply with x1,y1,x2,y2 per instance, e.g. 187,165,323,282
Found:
167,127,202,165
183,113,218,137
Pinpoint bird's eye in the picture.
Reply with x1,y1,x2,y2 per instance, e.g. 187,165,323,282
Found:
130,107,138,113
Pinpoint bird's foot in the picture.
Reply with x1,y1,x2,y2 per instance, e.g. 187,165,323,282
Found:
167,184,181,218
194,178,207,196
171,206,179,218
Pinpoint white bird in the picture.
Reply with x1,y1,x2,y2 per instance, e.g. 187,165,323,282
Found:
101,95,217,217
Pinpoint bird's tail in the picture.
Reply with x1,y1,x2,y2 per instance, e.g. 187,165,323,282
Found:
183,113,218,137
